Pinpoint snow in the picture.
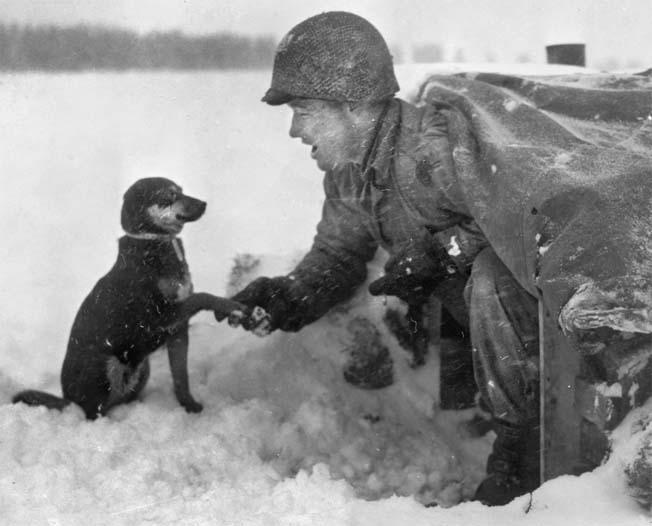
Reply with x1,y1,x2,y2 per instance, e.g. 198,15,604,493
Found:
394,62,599,101
0,68,650,525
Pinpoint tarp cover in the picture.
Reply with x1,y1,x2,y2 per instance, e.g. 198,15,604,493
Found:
418,71,652,337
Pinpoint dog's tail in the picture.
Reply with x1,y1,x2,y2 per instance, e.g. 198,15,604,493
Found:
12,390,71,411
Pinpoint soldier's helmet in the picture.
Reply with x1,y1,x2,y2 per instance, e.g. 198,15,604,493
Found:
262,11,400,105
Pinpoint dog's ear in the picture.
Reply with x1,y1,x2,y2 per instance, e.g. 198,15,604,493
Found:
121,186,144,233
121,178,163,234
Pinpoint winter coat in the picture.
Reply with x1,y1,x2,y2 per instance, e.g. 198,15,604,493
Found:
284,98,488,328
284,72,652,343
419,73,652,343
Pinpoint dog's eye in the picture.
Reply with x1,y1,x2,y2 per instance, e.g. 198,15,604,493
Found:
158,190,178,206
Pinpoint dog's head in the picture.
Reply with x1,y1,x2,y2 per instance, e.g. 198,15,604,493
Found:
121,177,206,236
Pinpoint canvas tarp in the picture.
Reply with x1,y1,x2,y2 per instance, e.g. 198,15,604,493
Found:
418,71,652,343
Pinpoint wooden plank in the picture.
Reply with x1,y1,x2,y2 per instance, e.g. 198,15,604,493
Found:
425,296,442,349
540,298,582,481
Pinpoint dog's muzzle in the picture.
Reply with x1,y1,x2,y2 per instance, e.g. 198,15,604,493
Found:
177,197,206,222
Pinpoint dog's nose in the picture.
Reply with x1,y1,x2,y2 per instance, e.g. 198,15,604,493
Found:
192,199,207,219
180,197,207,222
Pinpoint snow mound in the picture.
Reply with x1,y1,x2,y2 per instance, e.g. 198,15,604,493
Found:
1,251,650,525
0,252,488,525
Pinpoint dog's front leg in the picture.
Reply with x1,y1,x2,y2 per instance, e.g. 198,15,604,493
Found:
171,292,244,328
167,323,203,413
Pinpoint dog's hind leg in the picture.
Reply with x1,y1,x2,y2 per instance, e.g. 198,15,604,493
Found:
72,358,150,419
12,390,71,411
167,323,203,413
116,358,150,406
103,357,150,415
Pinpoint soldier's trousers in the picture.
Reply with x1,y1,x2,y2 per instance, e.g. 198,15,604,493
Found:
467,247,652,433
465,247,540,425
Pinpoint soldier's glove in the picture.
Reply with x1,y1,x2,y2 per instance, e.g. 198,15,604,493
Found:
368,234,460,305
225,306,272,337
230,276,305,333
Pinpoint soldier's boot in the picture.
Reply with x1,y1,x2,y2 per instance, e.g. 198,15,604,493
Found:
473,420,539,506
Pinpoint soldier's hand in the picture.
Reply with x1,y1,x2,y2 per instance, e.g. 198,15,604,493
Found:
230,276,304,333
227,306,273,337
368,235,459,304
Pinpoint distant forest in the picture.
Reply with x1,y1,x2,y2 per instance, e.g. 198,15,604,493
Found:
0,24,277,71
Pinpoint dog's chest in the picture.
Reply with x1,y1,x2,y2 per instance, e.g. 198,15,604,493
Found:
155,239,193,302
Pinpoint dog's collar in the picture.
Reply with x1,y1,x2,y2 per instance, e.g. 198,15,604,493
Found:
123,232,184,262
124,232,175,241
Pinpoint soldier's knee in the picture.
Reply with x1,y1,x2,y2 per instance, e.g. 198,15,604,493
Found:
466,248,502,302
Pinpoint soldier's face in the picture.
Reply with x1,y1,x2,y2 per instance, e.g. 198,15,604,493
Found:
288,99,365,172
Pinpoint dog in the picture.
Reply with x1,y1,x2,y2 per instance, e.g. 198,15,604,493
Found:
13,177,245,419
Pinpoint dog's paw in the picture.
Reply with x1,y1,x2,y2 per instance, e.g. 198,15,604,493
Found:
180,398,203,413
213,299,248,322
227,309,247,327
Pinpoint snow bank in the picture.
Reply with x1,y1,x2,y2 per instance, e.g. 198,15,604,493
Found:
1,70,650,525
395,62,599,101
1,253,650,525
1,252,486,524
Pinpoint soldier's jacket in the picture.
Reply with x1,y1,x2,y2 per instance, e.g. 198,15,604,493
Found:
284,97,488,327
284,72,652,343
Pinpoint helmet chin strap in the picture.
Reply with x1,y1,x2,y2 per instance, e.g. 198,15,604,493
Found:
360,100,390,171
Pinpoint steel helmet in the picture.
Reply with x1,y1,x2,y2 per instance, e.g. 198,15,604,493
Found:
262,11,400,105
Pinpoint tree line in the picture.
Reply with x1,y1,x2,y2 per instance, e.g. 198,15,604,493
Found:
0,24,277,71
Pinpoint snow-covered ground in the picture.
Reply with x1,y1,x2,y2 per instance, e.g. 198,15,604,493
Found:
0,69,650,525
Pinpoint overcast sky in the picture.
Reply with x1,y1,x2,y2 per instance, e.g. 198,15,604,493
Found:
2,0,650,68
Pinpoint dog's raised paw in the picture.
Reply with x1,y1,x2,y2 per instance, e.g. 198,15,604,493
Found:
227,309,247,327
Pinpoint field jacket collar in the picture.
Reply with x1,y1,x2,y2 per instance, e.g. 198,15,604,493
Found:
360,98,401,191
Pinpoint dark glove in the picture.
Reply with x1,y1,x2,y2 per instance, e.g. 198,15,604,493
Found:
368,233,460,304
231,276,305,332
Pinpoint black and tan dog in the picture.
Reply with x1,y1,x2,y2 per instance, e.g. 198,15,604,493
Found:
13,177,244,419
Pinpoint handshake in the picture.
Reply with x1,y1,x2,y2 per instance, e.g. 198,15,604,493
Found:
224,231,462,335
226,306,273,336
224,276,307,334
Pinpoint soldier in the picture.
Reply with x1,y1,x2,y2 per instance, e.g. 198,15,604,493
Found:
231,11,652,506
